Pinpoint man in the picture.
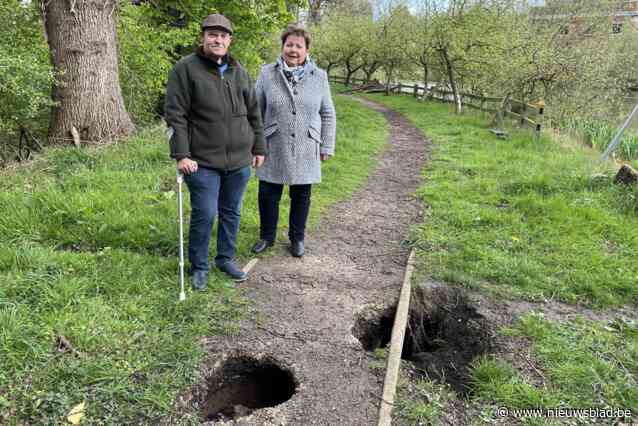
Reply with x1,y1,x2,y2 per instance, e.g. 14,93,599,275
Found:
165,13,265,290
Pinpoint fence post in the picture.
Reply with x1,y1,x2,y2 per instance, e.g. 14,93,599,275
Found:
535,100,545,142
413,84,418,98
520,103,528,126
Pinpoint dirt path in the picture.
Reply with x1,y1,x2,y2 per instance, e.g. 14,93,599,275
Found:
183,97,429,425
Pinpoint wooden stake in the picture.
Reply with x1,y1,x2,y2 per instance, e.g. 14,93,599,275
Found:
377,250,416,426
242,258,259,274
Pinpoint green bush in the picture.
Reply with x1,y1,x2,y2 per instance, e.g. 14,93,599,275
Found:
117,3,196,125
0,1,54,137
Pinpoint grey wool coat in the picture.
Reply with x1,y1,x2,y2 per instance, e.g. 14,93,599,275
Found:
255,59,336,185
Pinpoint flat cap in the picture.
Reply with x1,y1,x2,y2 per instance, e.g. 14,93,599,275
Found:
201,13,233,34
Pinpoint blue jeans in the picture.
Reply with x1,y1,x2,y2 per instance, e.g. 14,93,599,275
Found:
184,166,251,273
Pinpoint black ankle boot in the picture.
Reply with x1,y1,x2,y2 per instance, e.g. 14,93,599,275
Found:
290,240,304,257
252,239,273,254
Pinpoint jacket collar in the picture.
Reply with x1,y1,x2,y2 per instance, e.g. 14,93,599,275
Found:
195,46,238,68
275,57,316,75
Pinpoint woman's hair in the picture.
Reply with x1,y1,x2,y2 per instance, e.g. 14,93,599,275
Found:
281,24,311,49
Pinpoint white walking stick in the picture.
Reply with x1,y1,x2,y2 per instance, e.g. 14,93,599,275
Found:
177,170,186,301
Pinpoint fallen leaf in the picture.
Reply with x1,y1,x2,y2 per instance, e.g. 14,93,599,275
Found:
67,401,85,424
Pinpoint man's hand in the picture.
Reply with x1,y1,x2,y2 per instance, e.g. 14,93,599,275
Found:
177,158,198,175
252,155,265,168
320,153,331,162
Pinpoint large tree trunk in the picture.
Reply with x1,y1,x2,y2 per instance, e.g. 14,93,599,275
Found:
42,0,134,145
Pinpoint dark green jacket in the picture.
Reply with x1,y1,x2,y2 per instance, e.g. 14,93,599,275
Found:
165,48,265,170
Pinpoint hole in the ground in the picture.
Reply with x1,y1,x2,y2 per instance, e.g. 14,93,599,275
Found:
200,355,297,422
352,304,397,351
353,284,491,394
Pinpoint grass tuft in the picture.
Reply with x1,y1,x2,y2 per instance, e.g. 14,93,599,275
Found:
469,313,638,417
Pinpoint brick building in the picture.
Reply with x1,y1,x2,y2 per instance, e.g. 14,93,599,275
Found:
613,0,638,32
532,0,638,33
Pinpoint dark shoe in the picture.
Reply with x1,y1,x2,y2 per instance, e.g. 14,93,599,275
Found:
217,261,248,282
190,270,208,291
290,240,304,258
252,239,273,254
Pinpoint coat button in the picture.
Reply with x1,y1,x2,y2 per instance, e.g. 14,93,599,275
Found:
291,133,296,137
292,110,296,115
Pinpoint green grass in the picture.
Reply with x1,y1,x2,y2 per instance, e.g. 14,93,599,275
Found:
395,378,454,425
0,91,388,424
471,313,638,424
365,93,638,308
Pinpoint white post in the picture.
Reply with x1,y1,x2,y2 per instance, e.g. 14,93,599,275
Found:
601,104,638,161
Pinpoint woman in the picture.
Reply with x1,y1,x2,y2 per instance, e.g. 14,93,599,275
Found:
252,24,336,257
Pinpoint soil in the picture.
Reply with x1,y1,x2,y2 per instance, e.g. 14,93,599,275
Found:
167,96,429,425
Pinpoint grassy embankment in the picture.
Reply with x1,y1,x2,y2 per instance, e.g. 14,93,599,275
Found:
363,93,638,425
0,93,388,424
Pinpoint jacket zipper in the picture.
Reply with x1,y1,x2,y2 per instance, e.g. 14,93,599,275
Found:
216,71,230,169
226,80,236,113
224,74,233,169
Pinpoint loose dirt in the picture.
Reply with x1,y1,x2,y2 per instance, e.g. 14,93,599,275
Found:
173,96,429,425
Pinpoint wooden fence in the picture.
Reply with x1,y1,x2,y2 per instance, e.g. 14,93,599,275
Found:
330,76,545,140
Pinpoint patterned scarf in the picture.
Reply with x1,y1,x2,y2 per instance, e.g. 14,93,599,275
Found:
278,56,312,89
